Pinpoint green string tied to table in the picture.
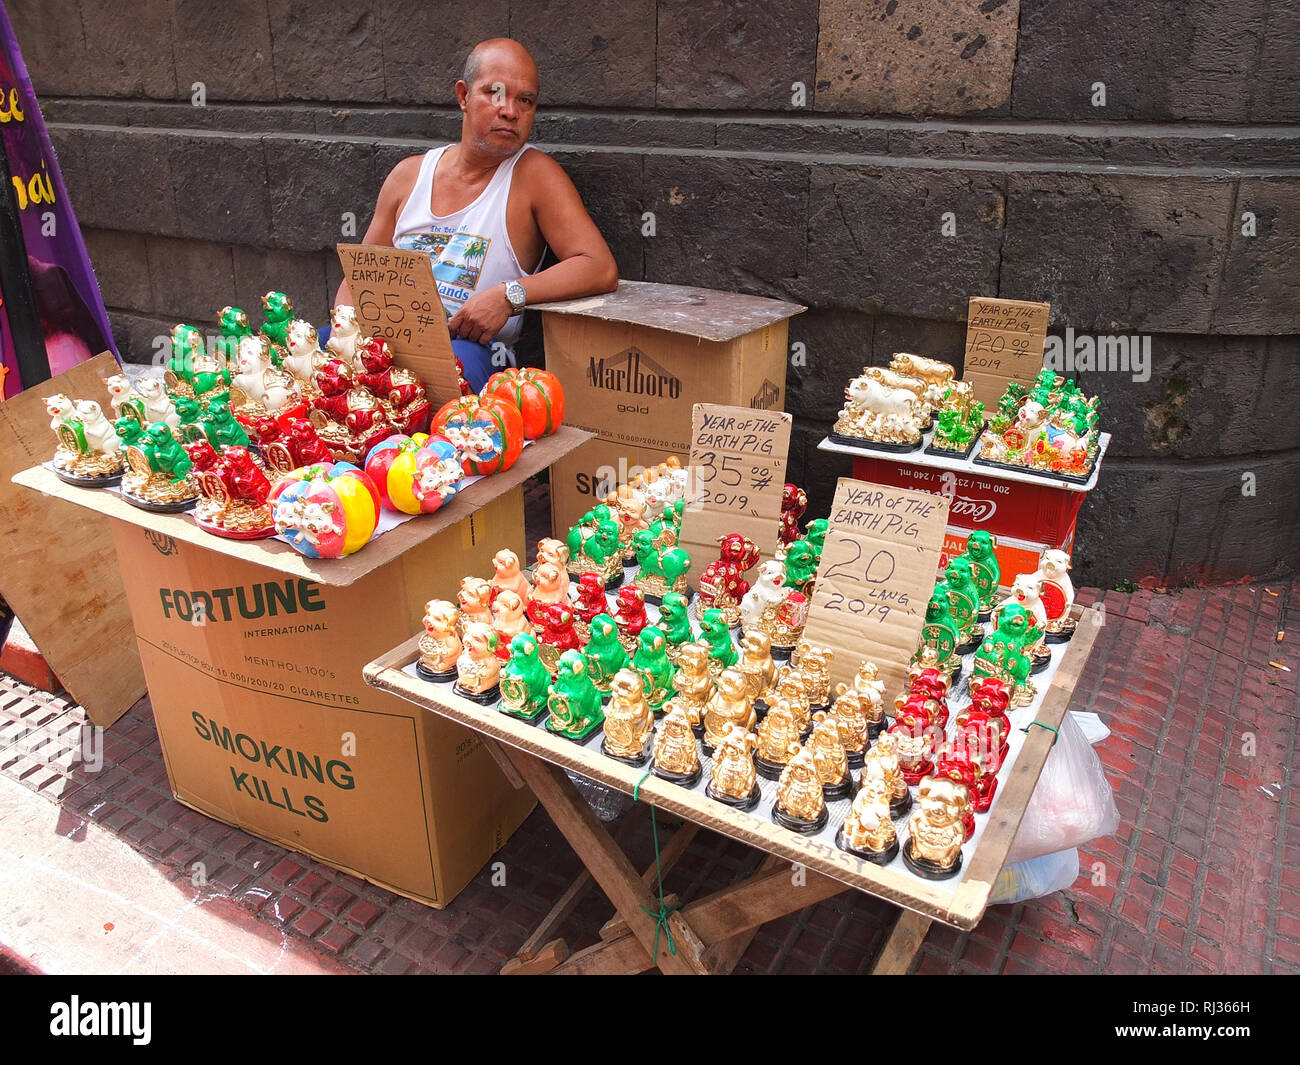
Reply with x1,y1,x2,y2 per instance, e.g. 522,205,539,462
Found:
1021,721,1059,745
634,769,681,962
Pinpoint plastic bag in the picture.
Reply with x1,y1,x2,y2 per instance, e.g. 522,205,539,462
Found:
1005,710,1120,865
990,848,1079,905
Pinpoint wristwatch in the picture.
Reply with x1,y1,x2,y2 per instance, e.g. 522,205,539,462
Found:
504,280,528,315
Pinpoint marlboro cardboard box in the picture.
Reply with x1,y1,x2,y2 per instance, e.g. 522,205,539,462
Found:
534,281,803,534
13,426,592,907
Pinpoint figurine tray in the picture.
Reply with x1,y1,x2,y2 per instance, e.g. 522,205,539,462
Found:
365,602,1100,931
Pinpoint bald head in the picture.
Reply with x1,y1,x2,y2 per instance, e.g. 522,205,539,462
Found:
462,38,538,92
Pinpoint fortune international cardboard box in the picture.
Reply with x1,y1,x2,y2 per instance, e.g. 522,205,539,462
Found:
534,281,804,534
14,427,592,908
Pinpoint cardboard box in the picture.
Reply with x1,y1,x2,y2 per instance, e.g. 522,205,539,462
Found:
14,426,592,907
535,281,803,535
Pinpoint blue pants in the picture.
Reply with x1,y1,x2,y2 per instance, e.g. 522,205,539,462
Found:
453,338,515,393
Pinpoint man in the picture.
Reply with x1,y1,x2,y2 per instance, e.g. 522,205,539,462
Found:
337,38,618,390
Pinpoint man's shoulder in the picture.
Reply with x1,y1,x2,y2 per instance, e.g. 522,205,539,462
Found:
513,147,573,190
383,151,430,190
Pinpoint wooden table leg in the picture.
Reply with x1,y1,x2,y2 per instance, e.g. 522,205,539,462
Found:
872,908,932,975
503,747,710,975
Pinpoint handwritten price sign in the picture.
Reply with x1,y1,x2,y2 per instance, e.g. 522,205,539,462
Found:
964,296,1050,409
336,244,463,407
801,478,949,695
677,402,791,568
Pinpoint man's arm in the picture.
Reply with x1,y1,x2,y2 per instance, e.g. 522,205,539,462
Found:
447,152,618,345
333,156,423,307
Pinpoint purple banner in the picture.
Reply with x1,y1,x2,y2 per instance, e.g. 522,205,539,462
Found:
0,2,117,400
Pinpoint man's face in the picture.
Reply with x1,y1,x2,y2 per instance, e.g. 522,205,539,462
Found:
456,50,538,158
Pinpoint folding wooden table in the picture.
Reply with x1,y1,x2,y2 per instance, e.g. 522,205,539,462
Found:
365,606,1099,974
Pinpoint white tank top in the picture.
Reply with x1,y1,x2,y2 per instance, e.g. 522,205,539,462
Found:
392,144,541,349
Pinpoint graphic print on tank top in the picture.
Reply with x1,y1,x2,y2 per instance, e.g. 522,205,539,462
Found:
396,230,493,305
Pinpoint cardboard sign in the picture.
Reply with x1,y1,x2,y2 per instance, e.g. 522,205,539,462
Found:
0,352,144,726
963,296,1050,409
677,403,792,569
801,478,950,697
336,243,463,408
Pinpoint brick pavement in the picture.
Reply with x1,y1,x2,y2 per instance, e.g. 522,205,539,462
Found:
2,573,1295,974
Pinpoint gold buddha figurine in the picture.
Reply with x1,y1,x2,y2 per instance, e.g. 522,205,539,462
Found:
458,576,493,629
806,711,853,799
701,668,757,754
705,724,760,810
753,697,803,780
773,745,828,834
903,776,969,879
416,599,461,681
651,703,702,785
829,684,876,766
453,621,502,704
866,731,912,818
670,642,714,729
737,629,778,706
771,666,812,732
601,668,655,765
837,758,899,863
791,640,835,709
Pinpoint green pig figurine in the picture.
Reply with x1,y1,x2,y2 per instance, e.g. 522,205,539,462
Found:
545,650,606,741
699,608,738,674
583,613,628,693
658,592,697,662
972,602,1035,708
259,291,294,362
965,531,1001,618
944,558,984,653
498,633,551,721
632,626,675,713
201,401,251,449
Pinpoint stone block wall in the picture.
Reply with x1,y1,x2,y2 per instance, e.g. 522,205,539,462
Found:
8,0,1297,587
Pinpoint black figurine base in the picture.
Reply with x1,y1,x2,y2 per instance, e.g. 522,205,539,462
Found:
770,644,796,662
754,754,789,781
846,748,866,770
890,790,913,819
828,431,922,455
836,826,900,865
955,634,984,656
972,454,1096,485
1045,622,1076,644
53,468,123,489
415,662,457,684
821,776,854,802
1029,648,1053,675
772,804,829,835
121,490,198,514
651,761,702,788
601,734,653,767
706,780,761,812
452,683,500,705
901,837,963,880
923,434,980,461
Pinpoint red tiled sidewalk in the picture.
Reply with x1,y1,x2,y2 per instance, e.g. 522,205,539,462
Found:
1,576,1296,974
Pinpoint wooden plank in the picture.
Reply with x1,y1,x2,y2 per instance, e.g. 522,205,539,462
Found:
363,603,1101,931
551,934,648,975
513,815,642,964
601,894,679,942
12,426,593,589
502,750,709,974
872,909,933,975
684,863,848,943
500,939,571,975
0,353,145,727
699,854,786,973
483,738,527,790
